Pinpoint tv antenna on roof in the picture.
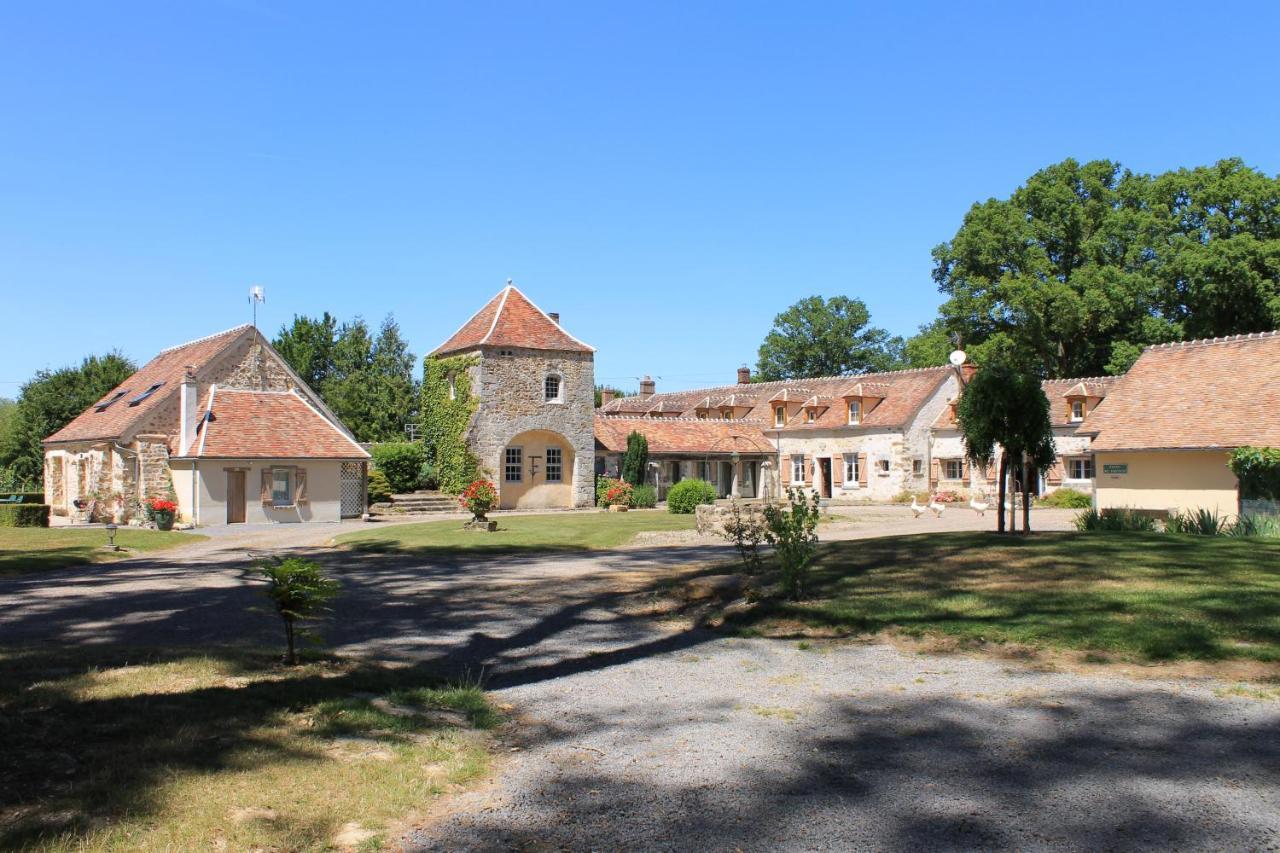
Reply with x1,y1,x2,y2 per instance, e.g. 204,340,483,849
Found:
249,285,265,328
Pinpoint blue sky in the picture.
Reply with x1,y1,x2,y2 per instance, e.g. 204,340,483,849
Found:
3,1,1279,395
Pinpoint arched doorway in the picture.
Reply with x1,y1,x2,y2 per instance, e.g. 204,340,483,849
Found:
499,429,576,510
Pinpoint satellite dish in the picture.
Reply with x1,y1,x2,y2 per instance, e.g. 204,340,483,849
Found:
948,350,967,367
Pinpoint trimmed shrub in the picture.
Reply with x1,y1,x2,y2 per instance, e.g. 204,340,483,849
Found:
666,479,717,514
1039,488,1092,509
0,504,50,527
370,442,427,494
630,484,657,509
367,469,393,504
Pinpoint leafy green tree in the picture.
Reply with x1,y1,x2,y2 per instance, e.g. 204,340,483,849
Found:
621,431,649,487
955,365,1056,534
755,296,905,381
273,313,338,390
0,353,136,485
274,313,418,442
932,157,1280,378
902,320,954,368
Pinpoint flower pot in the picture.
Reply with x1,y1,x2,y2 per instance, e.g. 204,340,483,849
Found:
153,510,175,531
608,504,629,513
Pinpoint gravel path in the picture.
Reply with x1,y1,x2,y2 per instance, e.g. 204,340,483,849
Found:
3,506,1275,850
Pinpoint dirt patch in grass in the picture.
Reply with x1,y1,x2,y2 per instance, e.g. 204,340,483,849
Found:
0,647,501,851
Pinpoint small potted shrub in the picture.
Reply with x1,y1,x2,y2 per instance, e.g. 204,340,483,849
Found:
148,497,178,531
460,479,498,531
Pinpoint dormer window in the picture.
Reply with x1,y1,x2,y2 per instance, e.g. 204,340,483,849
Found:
805,408,817,423
722,409,733,420
774,406,786,428
544,374,563,403
697,410,707,420
1070,400,1085,422
128,382,165,406
848,400,862,425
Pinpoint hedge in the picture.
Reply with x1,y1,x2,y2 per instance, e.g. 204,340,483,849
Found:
0,504,51,527
370,442,427,494
1,492,45,505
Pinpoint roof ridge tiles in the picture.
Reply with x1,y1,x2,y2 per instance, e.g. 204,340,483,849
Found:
156,324,253,354
595,413,768,425
621,365,951,400
1144,329,1280,351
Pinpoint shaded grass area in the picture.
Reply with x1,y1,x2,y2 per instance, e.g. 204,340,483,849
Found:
0,528,207,575
0,647,498,851
735,532,1280,662
337,510,697,556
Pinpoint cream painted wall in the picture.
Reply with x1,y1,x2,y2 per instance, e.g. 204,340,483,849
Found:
497,429,575,510
1095,450,1239,517
192,459,345,525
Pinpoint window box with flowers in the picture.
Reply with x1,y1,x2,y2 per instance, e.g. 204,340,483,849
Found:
149,497,178,531
460,479,499,531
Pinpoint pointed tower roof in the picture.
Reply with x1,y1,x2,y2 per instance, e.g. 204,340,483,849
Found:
431,284,595,357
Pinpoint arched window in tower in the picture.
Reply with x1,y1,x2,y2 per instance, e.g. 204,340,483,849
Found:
544,374,562,403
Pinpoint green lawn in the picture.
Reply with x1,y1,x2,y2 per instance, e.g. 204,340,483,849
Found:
0,646,497,851
737,531,1280,663
0,527,207,575
337,509,698,555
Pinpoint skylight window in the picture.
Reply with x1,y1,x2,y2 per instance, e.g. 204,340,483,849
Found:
128,382,165,406
94,390,128,412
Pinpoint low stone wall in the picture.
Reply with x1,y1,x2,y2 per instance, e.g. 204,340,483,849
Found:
695,501,769,537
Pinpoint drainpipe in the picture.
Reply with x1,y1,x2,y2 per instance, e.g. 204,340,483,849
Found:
191,460,199,527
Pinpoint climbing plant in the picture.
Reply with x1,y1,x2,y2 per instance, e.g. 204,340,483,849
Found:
1229,447,1280,501
421,354,481,494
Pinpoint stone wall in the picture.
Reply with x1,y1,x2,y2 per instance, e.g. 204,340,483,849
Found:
469,347,595,508
137,437,173,501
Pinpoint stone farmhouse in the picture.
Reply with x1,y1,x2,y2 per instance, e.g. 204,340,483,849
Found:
1086,331,1280,517
43,325,369,525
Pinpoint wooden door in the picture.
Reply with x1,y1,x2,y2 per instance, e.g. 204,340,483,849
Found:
227,470,246,524
818,458,833,499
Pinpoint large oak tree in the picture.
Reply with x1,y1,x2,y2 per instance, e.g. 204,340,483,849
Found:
755,295,904,381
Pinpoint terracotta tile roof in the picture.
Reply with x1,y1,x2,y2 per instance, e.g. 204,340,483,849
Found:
431,285,594,356
45,325,254,445
596,367,954,437
1087,332,1280,451
186,388,369,459
931,375,1120,431
594,415,774,455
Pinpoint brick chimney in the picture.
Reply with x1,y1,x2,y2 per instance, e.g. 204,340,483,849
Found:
548,312,560,325
959,363,978,385
600,390,616,406
639,375,656,396
178,366,198,455
737,364,751,384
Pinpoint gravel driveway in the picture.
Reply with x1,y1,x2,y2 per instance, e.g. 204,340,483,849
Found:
2,507,1276,851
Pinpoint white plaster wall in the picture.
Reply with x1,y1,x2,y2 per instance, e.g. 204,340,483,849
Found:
775,430,910,502
193,459,344,525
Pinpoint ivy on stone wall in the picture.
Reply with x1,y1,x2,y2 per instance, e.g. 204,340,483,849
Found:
421,354,481,494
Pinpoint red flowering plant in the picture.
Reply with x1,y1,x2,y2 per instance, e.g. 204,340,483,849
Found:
147,496,179,531
148,498,178,514
603,480,634,507
931,490,962,504
459,479,498,521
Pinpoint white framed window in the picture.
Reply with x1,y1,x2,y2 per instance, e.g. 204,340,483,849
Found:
943,459,964,480
544,374,563,403
271,468,294,507
504,447,523,482
848,400,861,425
1067,457,1095,479
805,408,817,423
1070,400,1085,422
545,447,563,482
791,454,805,482
876,458,890,475
843,453,859,484
722,409,733,420
774,406,786,428
912,458,923,476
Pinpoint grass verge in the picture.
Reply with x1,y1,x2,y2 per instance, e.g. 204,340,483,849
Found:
728,531,1280,663
0,528,207,575
0,647,499,851
336,509,697,555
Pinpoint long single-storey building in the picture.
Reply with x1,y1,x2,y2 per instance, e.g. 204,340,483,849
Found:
1084,331,1280,517
44,325,369,525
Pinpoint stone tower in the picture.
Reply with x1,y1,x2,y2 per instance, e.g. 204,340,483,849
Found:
430,284,596,509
